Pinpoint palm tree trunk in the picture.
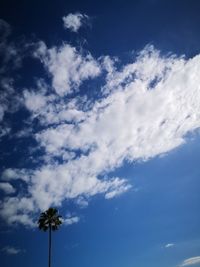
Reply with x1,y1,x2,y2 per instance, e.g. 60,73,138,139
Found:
48,224,52,267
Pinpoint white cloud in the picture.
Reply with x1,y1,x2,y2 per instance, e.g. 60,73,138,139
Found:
1,246,24,255
34,41,101,96
1,168,19,180
0,182,16,194
35,46,200,170
0,197,35,227
24,90,47,112
0,163,130,226
23,92,87,126
105,182,131,199
1,168,30,182
30,46,200,224
179,256,200,266
2,44,200,227
62,215,80,226
165,243,174,248
62,13,89,32
28,165,130,211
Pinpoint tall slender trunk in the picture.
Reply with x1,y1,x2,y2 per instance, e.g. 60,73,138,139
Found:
48,224,52,267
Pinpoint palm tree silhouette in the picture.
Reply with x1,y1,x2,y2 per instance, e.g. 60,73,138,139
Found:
38,207,62,267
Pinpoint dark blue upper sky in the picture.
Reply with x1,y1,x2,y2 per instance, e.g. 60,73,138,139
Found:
1,0,200,56
0,1,200,267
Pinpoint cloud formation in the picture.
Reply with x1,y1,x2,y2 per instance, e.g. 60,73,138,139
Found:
179,256,200,266
1,19,200,228
62,13,89,32
34,41,101,95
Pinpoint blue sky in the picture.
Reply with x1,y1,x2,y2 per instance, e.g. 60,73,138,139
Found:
0,0,200,267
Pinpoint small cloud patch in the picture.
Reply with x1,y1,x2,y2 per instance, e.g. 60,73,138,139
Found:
165,243,174,248
62,13,89,32
62,215,80,226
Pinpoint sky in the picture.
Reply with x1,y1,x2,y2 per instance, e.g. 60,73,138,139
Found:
0,0,200,266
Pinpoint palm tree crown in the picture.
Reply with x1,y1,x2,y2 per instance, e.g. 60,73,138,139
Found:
38,207,62,267
38,207,62,231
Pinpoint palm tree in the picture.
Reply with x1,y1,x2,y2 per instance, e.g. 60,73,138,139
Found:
38,207,62,267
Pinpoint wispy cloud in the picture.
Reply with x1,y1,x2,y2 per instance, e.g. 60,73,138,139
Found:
62,215,80,226
62,13,89,32
0,19,24,139
165,243,175,248
179,256,200,266
1,246,24,255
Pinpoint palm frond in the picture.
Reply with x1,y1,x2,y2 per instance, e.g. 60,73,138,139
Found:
38,207,62,231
